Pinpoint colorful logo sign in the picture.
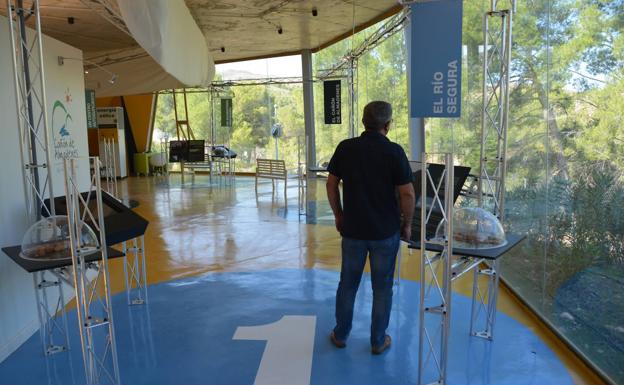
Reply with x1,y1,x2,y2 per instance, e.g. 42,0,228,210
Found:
51,89,79,159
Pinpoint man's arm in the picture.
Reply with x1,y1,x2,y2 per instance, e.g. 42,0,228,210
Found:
326,174,344,233
397,182,416,241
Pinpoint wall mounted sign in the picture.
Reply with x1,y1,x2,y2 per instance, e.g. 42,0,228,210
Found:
323,80,341,124
410,0,463,118
96,107,120,129
85,89,97,129
221,98,233,127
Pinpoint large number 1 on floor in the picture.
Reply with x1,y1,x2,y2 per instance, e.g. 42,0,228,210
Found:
233,315,317,385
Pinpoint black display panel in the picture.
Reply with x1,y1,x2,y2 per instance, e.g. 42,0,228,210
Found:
169,140,189,162
188,140,206,162
43,191,149,246
410,163,471,240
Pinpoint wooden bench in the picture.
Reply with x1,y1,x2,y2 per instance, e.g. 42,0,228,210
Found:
255,158,287,200
181,154,213,183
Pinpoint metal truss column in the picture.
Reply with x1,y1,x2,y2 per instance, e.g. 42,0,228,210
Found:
473,0,515,346
101,138,118,198
6,0,56,222
32,270,71,355
7,0,62,357
347,57,358,139
477,2,514,221
469,259,501,340
418,153,454,385
64,157,121,385
122,236,148,306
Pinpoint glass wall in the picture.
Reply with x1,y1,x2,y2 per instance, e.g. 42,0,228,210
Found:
507,1,623,382
426,1,624,382
152,84,304,173
312,24,410,163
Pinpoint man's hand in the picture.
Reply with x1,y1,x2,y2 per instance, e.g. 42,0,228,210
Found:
326,174,344,235
335,212,344,234
400,222,411,242
397,182,415,242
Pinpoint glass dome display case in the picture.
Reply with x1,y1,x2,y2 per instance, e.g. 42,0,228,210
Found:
435,207,507,249
20,215,99,261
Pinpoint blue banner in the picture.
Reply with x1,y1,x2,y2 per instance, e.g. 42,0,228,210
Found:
410,0,463,118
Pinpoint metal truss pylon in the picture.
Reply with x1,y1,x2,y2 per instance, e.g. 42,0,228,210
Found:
418,153,454,385
122,236,149,306
473,0,515,342
101,138,119,198
7,0,61,356
7,0,56,222
347,57,358,139
32,270,71,355
64,157,121,385
469,259,501,340
477,4,513,222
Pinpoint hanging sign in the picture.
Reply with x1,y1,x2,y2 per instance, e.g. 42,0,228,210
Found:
410,0,463,118
221,98,233,127
85,89,97,129
323,80,341,124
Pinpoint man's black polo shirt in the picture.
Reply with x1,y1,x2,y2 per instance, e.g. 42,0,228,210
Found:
327,130,413,240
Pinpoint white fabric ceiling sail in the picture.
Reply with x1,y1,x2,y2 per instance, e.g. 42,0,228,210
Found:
85,54,184,97
117,0,215,87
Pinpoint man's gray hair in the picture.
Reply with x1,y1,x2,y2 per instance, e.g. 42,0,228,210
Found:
362,101,393,131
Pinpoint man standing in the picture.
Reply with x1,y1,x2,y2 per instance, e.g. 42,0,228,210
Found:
326,100,415,354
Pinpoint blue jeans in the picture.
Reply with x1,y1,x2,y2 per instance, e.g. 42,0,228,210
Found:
333,232,400,348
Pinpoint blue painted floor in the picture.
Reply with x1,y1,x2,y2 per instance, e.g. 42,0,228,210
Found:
0,269,572,385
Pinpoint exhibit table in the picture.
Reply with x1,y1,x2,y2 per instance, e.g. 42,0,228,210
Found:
408,233,525,385
2,246,125,355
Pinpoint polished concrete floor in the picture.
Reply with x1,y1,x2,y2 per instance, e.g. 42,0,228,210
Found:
0,174,605,384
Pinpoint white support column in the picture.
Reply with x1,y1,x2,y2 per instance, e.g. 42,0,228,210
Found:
301,49,316,177
404,19,426,161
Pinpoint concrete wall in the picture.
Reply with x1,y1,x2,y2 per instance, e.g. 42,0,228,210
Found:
0,15,89,362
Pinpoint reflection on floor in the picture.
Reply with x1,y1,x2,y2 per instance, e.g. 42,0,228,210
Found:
0,269,573,385
0,175,604,384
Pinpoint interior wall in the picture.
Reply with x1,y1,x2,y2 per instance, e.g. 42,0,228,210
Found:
122,94,155,153
95,96,122,107
0,15,89,363
96,94,154,153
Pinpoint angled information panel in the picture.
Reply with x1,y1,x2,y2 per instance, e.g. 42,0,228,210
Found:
45,191,149,246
